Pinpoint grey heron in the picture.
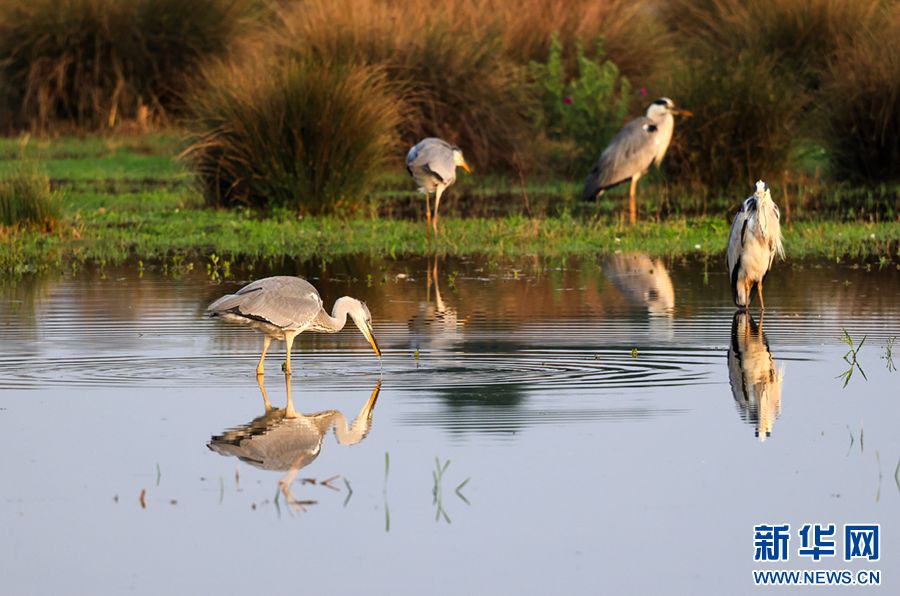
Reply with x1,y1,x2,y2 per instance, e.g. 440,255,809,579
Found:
207,276,381,375
727,312,783,441
209,375,380,508
406,137,472,234
726,181,784,310
581,97,692,224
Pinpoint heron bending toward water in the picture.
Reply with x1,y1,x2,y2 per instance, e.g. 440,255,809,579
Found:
406,137,472,234
726,181,784,310
581,97,692,224
207,276,381,375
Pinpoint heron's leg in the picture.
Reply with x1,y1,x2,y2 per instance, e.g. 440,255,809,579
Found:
629,176,639,225
283,331,298,376
757,279,765,311
256,335,272,376
433,185,445,234
425,191,432,229
257,374,273,412
284,369,297,418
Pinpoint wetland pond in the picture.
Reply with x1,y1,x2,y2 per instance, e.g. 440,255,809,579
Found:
1,254,898,595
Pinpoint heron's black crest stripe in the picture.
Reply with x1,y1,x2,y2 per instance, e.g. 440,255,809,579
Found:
652,98,668,106
740,218,748,246
746,197,757,212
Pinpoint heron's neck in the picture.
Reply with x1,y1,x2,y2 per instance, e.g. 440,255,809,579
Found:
318,299,352,333
652,113,675,165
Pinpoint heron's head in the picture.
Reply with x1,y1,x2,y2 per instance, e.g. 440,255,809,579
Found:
345,298,381,358
647,97,693,120
451,146,472,174
754,179,772,202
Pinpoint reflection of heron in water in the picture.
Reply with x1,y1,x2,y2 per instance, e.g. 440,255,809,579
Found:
409,256,461,352
727,312,784,441
604,253,675,314
208,375,380,508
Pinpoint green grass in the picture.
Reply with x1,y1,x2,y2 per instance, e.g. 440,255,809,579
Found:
0,132,898,276
3,209,898,276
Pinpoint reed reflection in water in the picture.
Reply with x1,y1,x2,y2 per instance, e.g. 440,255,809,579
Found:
727,312,784,441
208,375,380,510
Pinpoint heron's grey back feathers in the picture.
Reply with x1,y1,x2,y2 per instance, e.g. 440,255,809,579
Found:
581,117,665,201
406,138,458,191
206,276,323,330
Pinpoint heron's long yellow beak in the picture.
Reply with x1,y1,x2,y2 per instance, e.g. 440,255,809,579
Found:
461,160,472,174
675,108,693,118
363,325,381,358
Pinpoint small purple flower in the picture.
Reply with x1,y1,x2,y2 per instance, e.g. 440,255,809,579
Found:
563,96,573,105
639,86,648,97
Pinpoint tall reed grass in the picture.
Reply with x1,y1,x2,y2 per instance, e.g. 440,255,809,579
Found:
0,163,61,230
0,0,253,131
822,13,900,184
183,58,402,212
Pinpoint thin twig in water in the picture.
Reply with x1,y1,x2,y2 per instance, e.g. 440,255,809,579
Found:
455,477,471,505
343,477,353,507
156,463,161,487
846,425,855,457
321,475,340,491
894,458,900,494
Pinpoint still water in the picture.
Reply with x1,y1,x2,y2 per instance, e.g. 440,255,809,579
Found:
1,255,898,595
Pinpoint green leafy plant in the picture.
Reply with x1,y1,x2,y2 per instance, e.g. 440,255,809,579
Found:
529,34,631,174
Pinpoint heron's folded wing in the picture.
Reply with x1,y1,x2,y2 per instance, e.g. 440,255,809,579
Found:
208,277,322,329
726,201,752,274
407,138,456,183
582,117,660,199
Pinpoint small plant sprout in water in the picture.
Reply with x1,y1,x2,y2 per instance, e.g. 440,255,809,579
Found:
631,348,639,358
883,337,896,372
432,457,471,524
837,329,867,388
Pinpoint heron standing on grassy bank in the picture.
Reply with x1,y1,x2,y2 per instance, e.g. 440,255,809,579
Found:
406,137,472,234
581,97,692,224
207,276,381,375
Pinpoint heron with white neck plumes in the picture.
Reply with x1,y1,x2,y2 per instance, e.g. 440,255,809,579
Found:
207,276,381,376
726,180,785,310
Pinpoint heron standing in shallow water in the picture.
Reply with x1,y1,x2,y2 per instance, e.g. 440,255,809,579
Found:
406,137,472,234
207,276,381,375
581,97,692,224
726,181,785,310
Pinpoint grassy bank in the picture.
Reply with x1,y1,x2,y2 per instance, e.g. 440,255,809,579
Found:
1,133,898,276
4,211,898,276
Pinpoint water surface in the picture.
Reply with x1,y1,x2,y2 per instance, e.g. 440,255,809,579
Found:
1,255,898,594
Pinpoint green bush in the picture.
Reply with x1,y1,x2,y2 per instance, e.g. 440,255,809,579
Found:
0,0,253,131
529,34,631,175
183,58,402,213
0,163,61,229
822,16,900,185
